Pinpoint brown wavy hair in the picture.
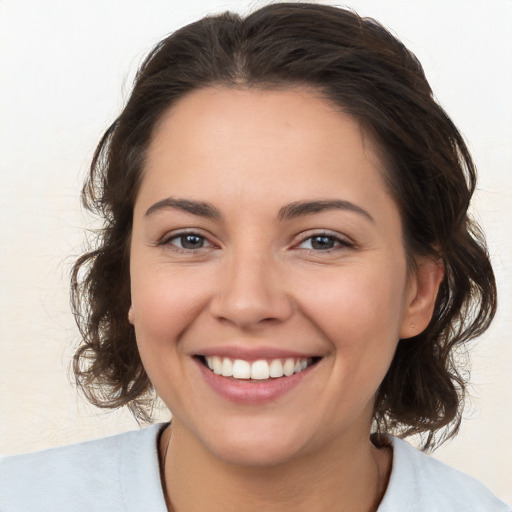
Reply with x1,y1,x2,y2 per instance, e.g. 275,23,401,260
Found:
71,2,496,449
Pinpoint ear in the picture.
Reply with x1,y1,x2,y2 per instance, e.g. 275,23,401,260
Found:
399,256,444,339
128,305,135,325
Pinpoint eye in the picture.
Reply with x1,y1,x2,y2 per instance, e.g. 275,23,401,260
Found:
297,233,352,251
164,232,213,251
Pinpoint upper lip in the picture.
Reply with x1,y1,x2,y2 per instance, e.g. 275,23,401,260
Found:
195,345,322,361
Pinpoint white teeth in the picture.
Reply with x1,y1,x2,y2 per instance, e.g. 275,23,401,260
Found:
232,359,251,379
221,358,233,377
212,356,222,374
204,356,314,380
269,359,284,378
251,360,270,380
283,358,295,376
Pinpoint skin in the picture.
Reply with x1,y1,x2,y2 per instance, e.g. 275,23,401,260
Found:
128,87,443,511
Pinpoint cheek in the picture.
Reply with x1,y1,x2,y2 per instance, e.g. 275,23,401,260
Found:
300,265,406,336
296,262,407,381
130,265,212,348
129,266,216,410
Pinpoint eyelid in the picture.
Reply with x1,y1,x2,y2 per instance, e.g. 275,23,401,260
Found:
156,228,353,252
293,230,355,251
159,229,217,250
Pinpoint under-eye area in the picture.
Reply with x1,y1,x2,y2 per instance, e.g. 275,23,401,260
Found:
196,355,322,380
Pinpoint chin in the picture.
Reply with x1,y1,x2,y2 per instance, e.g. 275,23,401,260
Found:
197,417,311,468
208,439,303,468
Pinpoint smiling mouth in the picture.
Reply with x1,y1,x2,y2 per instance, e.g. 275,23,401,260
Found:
197,356,321,381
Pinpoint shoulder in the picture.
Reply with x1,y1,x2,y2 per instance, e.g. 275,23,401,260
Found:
378,436,511,512
0,423,168,512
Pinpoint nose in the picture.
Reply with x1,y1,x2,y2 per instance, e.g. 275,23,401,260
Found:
209,250,294,329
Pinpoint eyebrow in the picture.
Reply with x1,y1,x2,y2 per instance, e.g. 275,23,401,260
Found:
278,200,375,223
145,197,221,218
145,197,374,223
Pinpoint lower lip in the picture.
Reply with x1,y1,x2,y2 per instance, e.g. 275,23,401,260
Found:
196,359,317,404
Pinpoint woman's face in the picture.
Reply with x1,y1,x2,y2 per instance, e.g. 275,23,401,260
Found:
129,87,440,466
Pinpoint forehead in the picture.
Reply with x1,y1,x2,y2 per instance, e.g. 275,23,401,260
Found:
138,86,393,217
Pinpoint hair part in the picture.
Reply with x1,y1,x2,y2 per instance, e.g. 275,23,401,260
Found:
71,2,496,448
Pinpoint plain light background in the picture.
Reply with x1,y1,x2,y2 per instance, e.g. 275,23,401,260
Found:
1,0,511,504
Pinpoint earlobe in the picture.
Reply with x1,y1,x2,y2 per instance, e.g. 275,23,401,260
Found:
128,306,135,325
400,256,444,339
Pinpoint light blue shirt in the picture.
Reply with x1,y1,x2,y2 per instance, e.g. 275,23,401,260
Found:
1,424,510,511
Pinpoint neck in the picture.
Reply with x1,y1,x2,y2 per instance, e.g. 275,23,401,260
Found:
160,421,391,512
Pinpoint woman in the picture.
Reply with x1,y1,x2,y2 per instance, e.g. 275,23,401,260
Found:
1,3,509,510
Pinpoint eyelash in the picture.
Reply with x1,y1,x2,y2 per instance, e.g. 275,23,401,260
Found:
295,232,354,252
160,230,353,254
160,231,214,252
